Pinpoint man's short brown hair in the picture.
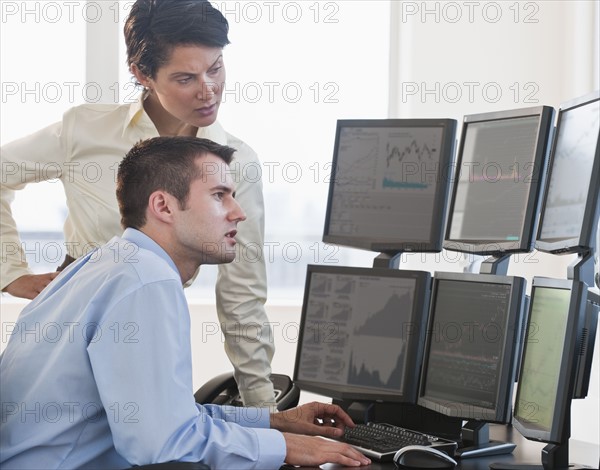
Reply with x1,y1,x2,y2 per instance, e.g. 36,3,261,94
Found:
117,136,235,229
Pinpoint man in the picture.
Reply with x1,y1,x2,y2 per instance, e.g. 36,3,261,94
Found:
0,137,370,469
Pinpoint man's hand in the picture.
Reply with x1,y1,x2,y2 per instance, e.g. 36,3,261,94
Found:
271,402,356,438
271,402,370,466
283,433,371,467
3,273,59,299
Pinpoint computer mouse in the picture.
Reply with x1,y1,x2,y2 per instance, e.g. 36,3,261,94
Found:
393,445,457,469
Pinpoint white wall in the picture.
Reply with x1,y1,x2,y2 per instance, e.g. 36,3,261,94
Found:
390,0,598,117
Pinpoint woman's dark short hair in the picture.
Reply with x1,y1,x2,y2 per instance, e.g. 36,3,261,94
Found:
117,136,236,229
125,0,230,80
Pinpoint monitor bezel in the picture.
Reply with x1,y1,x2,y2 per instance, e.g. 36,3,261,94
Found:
322,118,457,254
512,277,588,444
417,271,526,424
293,264,432,403
443,106,555,255
535,90,600,254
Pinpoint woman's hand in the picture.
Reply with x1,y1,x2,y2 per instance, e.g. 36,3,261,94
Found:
3,273,59,299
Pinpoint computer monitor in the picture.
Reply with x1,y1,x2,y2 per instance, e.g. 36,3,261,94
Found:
417,272,526,457
323,119,457,254
536,90,600,255
294,265,431,405
490,277,594,470
444,106,555,255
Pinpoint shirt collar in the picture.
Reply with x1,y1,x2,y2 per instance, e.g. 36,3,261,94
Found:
121,227,180,278
123,91,229,145
123,92,147,133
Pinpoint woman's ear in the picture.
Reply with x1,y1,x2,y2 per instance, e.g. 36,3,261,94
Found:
130,63,152,89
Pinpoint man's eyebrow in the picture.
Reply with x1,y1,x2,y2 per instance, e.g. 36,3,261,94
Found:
210,184,235,194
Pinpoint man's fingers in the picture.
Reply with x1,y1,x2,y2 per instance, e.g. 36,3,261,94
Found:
283,433,370,467
316,402,355,427
324,443,371,467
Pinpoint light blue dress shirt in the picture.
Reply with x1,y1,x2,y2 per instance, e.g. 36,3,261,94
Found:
0,229,286,469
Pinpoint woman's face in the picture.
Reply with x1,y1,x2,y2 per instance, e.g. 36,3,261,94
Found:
141,44,226,128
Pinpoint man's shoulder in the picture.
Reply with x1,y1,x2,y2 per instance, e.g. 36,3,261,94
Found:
94,237,181,288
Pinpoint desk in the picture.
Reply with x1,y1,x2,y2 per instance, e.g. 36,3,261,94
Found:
310,425,599,470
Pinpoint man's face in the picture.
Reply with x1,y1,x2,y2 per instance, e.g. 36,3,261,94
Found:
173,155,245,264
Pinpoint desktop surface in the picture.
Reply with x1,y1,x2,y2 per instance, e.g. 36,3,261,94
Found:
305,425,599,470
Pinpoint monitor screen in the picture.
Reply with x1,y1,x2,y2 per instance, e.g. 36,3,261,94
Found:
536,91,600,254
323,119,457,253
445,106,554,255
294,265,431,403
512,278,588,444
418,272,525,423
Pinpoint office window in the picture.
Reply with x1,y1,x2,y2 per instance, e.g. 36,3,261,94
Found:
1,1,390,303
1,3,86,279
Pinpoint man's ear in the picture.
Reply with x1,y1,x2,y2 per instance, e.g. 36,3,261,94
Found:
147,190,176,224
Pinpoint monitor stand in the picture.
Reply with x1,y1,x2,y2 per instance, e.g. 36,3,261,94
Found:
455,421,516,458
479,254,511,276
464,254,486,273
373,252,402,269
568,249,596,288
342,400,375,424
489,412,594,470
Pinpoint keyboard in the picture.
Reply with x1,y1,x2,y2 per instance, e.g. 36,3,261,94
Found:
339,422,458,462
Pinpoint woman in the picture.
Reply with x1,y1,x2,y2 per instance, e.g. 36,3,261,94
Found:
0,0,275,407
